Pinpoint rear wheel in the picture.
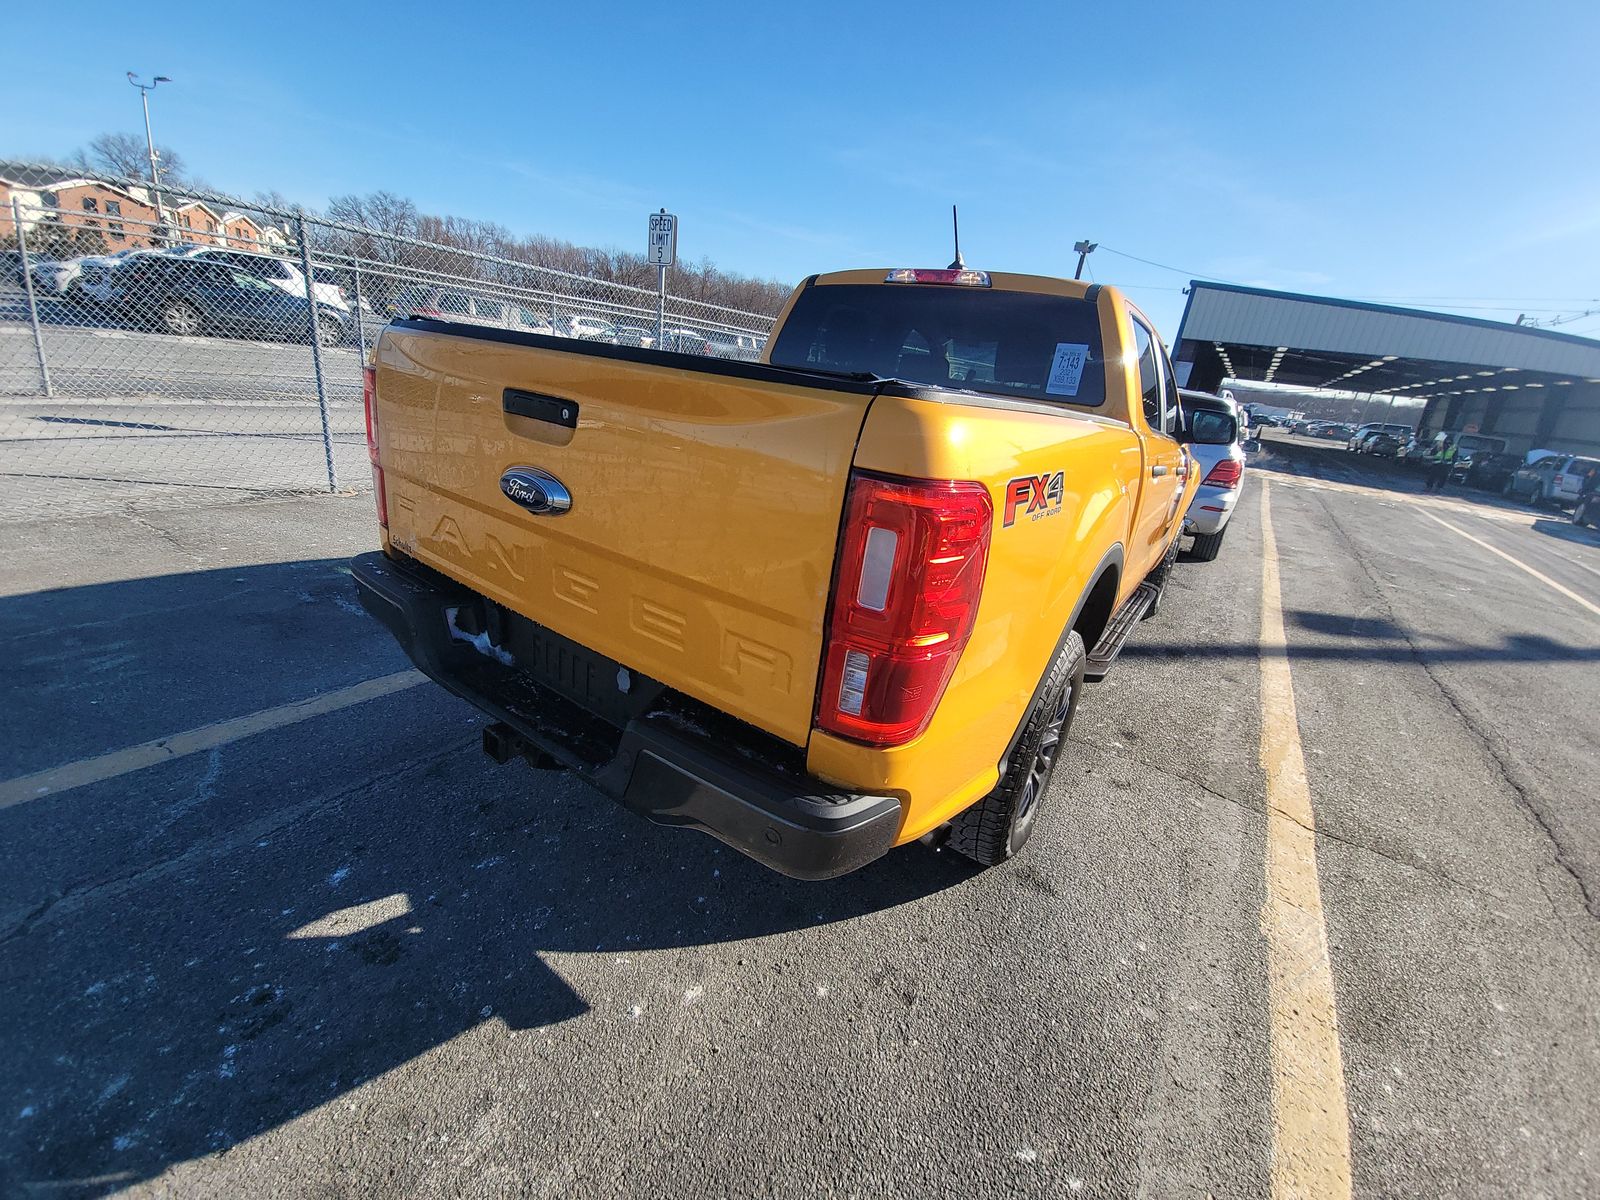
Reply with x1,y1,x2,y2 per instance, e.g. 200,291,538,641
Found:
314,315,342,347
1188,527,1226,562
160,299,202,337
947,631,1085,867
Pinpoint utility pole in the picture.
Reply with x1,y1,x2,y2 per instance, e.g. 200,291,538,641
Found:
1073,239,1098,280
127,72,172,242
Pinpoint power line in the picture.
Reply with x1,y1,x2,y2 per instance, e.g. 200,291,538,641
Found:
1097,244,1597,311
1098,245,1245,286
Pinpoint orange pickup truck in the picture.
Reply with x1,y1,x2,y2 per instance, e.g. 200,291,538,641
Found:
351,266,1198,877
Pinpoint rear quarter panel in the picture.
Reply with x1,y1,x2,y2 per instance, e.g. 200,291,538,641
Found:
807,392,1141,840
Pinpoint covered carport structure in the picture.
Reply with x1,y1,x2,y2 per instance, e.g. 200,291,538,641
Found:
1172,282,1600,457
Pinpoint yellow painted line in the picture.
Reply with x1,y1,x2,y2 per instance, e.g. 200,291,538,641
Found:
1418,509,1600,619
1258,481,1353,1200
0,670,426,810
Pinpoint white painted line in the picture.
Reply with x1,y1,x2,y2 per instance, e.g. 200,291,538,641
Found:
1258,481,1353,1200
1419,509,1600,619
0,669,426,810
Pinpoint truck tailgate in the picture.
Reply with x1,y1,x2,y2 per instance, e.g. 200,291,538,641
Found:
373,321,873,747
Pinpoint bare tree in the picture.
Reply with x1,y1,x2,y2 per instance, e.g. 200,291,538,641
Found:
73,132,188,186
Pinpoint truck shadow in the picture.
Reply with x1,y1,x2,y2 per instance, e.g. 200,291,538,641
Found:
0,556,977,1197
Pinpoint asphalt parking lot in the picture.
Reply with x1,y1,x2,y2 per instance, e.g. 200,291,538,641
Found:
1,432,1597,1198
1,314,368,520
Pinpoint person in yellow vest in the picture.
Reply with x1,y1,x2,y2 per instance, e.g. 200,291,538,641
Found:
1425,436,1457,493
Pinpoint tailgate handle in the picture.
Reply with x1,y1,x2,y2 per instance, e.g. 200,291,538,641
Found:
504,388,579,429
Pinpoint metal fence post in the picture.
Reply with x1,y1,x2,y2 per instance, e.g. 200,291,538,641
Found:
351,261,366,354
11,196,53,397
294,212,338,492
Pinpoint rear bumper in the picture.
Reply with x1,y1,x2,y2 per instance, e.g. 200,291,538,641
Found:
1184,486,1239,536
350,551,901,879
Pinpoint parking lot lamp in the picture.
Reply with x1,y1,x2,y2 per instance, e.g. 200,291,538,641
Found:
127,72,173,242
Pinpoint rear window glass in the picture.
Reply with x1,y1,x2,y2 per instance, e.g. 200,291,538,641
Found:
436,291,471,317
768,283,1107,407
1188,410,1236,444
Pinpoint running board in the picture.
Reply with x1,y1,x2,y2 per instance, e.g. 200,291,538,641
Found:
1084,580,1160,681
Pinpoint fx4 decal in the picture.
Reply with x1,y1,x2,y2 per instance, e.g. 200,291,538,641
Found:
1003,471,1065,527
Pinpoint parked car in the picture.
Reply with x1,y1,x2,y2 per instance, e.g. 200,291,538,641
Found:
106,254,348,346
175,247,351,312
354,263,1200,876
1461,451,1520,492
394,286,553,335
78,249,173,307
1432,432,1508,482
1364,431,1408,458
1348,422,1412,451
1178,389,1245,561
612,324,656,349
559,315,617,343
706,330,765,361
1505,453,1600,508
658,327,712,355
29,251,138,300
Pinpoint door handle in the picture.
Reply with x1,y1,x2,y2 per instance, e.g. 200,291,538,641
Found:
1150,465,1170,477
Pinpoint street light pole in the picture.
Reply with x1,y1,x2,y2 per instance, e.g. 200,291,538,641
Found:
127,72,172,242
1073,239,1098,280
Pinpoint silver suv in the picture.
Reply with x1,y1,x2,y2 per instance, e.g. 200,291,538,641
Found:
1179,389,1247,562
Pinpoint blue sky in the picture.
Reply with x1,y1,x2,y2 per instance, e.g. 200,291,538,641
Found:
7,0,1598,338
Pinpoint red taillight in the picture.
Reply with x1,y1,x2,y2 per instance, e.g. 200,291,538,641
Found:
885,268,992,287
817,472,992,747
363,364,387,528
1202,459,1243,488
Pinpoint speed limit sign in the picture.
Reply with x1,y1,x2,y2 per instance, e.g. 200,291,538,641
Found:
647,211,678,268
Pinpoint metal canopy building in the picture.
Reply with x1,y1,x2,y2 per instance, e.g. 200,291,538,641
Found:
1172,282,1600,457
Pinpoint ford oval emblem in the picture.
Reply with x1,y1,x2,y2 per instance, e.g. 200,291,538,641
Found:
499,466,572,516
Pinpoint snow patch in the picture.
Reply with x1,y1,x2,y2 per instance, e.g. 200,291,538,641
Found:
326,866,351,888
1014,1148,1037,1163
682,986,704,1007
445,607,514,666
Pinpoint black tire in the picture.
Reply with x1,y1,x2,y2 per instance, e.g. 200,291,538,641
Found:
948,631,1085,867
160,299,202,337
1188,527,1226,562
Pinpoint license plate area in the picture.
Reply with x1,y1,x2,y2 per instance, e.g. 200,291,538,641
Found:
496,603,663,729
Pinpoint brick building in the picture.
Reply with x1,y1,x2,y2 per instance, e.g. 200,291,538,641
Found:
1,166,162,253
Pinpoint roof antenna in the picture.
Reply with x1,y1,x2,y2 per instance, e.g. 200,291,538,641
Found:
949,204,965,270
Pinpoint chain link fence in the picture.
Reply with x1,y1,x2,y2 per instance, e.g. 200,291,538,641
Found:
0,167,778,522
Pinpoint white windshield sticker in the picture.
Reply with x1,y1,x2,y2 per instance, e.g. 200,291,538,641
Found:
1046,343,1090,397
